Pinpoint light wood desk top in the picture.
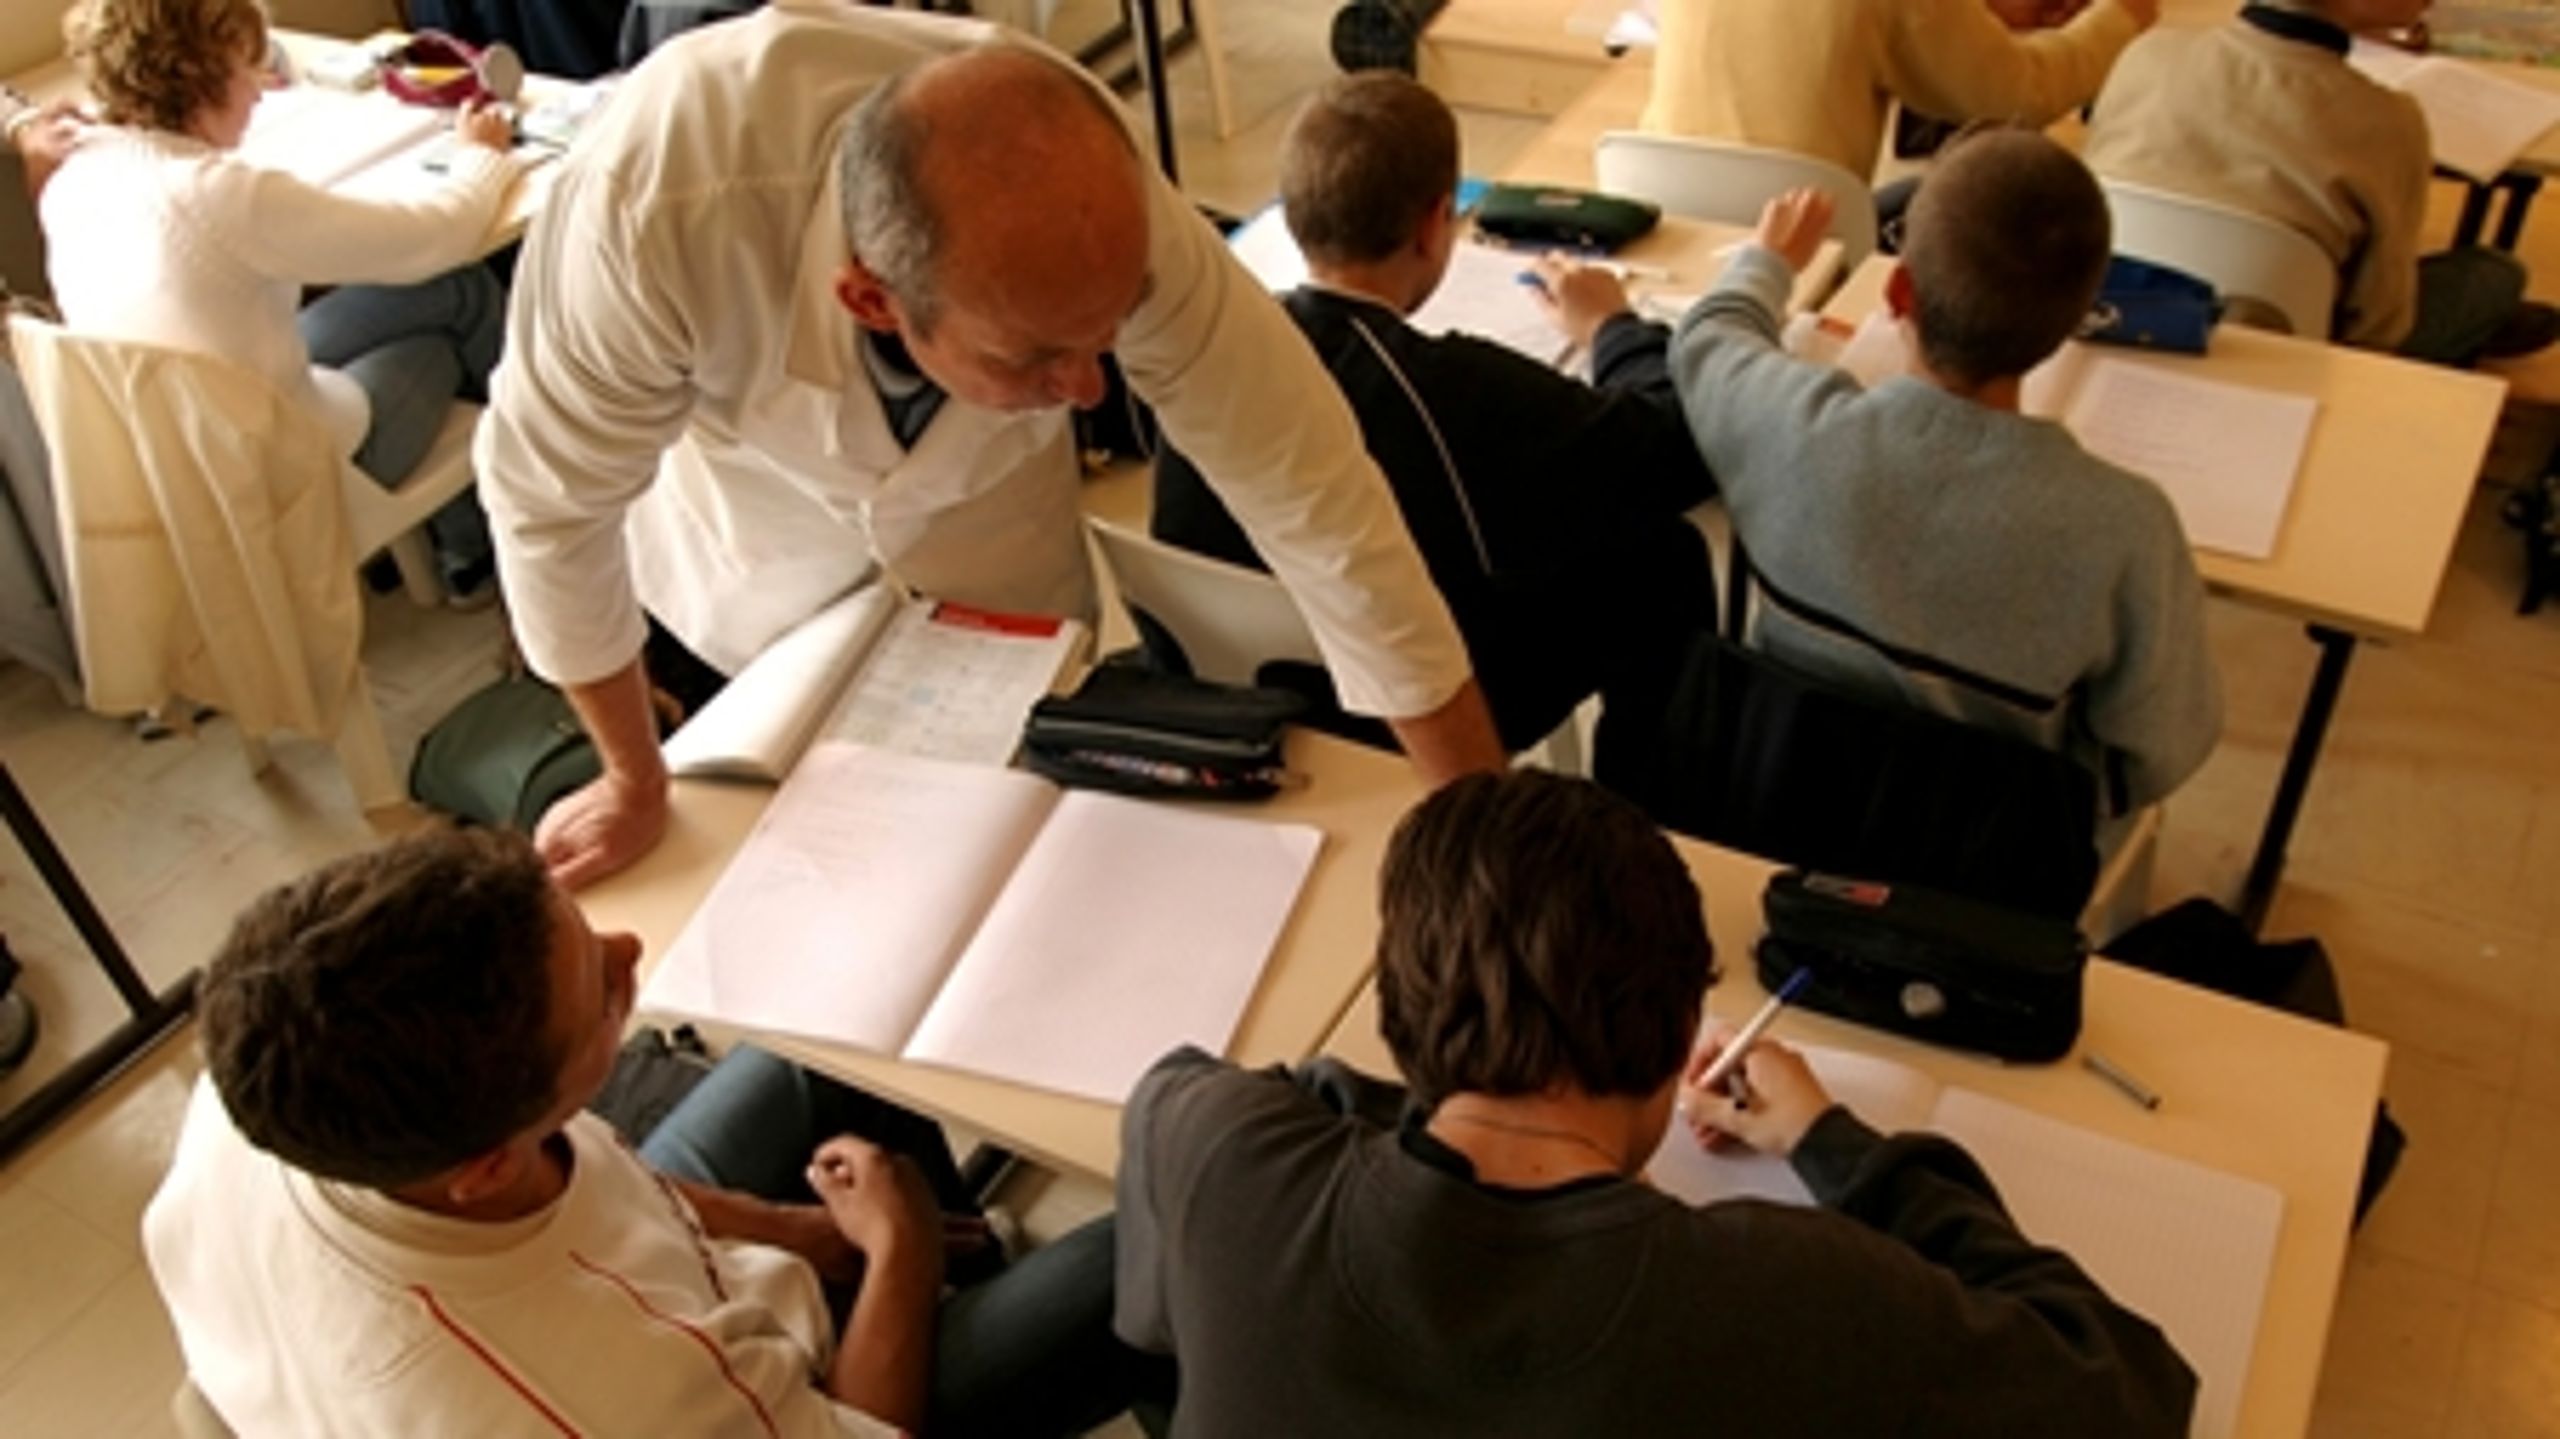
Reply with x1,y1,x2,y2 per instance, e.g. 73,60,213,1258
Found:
1500,52,1651,190
10,30,558,257
580,728,1427,1181
1321,830,2387,1439
1824,255,2507,640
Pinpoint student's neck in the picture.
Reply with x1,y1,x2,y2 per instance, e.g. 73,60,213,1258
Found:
1916,362,2025,412
1426,1089,1648,1189
388,1133,575,1223
1307,259,1432,317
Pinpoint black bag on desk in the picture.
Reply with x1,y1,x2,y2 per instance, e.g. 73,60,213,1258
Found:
1021,664,1302,800
1759,870,2088,1062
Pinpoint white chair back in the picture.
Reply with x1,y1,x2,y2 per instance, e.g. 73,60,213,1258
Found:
2099,180,2337,338
1085,515,1323,687
1594,131,1878,270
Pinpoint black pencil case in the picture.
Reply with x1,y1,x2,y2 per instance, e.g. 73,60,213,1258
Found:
1020,666,1303,800
1757,870,2087,1062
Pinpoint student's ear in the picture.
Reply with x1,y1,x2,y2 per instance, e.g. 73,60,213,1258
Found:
834,259,903,333
1884,262,1917,320
437,1143,530,1208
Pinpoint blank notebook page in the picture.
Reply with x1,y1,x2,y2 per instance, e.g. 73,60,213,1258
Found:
1931,1088,2284,1439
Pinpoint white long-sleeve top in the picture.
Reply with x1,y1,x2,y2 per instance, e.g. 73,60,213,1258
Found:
38,122,517,445
147,1080,894,1438
477,1,1469,716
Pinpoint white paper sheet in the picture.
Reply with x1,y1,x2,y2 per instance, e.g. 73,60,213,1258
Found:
2351,43,2560,179
903,792,1323,1102
2055,357,2317,560
1409,241,1575,365
239,86,443,188
640,746,1057,1052
1933,1089,2284,1439
821,603,1082,765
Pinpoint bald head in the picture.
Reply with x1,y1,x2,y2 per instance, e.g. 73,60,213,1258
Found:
835,46,1151,409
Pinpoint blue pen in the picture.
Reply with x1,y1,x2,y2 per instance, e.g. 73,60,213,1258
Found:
1692,966,1811,1098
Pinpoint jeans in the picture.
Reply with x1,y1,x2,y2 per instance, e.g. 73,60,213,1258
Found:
2400,247,2528,365
297,263,505,580
636,1046,1170,1437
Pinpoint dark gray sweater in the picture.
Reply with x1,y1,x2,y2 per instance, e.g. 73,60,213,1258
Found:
1115,1048,2196,1438
1672,247,2222,813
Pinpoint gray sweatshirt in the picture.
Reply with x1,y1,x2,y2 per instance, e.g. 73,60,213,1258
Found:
1670,247,2222,812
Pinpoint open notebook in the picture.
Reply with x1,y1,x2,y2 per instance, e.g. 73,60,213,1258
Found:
639,744,1324,1102
1809,316,2315,560
1651,1044,2283,1439
1227,207,1573,366
660,585,1085,782
238,86,444,189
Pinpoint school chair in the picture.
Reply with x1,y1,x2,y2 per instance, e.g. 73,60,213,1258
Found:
1086,515,1587,774
4,312,476,812
2099,180,2338,339
1593,132,1879,271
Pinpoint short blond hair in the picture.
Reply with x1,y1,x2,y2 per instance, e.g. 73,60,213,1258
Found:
65,0,269,135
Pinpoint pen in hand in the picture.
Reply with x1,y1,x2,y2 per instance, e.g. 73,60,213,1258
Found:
1689,966,1811,1101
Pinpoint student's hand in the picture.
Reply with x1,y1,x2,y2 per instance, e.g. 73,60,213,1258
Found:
770,1201,868,1285
534,770,671,891
1680,1033,1831,1157
808,1136,946,1286
1751,189,1835,277
1527,254,1636,351
7,100,89,200
455,98,514,153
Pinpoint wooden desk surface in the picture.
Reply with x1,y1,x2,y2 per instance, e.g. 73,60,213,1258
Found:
1824,255,2506,640
1321,830,2387,1439
10,30,556,257
1500,53,1651,190
580,728,1427,1180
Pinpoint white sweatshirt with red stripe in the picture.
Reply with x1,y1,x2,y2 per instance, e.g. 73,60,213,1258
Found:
145,1079,894,1438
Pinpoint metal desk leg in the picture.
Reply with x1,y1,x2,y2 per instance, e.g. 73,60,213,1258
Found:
0,764,200,1164
2238,624,2358,933
2494,172,2544,252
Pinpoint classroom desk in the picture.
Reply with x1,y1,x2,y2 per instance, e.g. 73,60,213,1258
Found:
1499,51,1650,190
1824,256,2509,927
8,29,562,258
580,726,1427,1181
1319,829,2389,1439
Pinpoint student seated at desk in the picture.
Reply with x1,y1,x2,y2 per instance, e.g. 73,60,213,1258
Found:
1151,72,1715,754
1642,0,2157,184
1664,132,2221,841
147,827,1162,1436
2082,0,2558,363
40,0,519,602
1115,770,2197,1436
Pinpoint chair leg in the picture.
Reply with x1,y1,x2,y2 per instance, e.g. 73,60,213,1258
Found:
332,678,405,813
387,531,446,608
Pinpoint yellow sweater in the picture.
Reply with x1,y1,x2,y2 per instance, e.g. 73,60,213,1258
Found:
2082,21,2430,349
1641,0,2144,178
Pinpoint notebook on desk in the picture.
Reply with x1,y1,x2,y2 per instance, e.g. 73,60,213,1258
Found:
2349,40,2560,180
1652,1042,2283,1439
638,743,1324,1102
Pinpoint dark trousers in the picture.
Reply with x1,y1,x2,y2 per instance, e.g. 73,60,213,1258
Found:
637,1046,1169,1437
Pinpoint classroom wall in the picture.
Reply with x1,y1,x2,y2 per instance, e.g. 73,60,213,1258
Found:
3,0,402,81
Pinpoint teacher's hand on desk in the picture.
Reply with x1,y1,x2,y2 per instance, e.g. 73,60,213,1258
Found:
536,767,670,890
1680,1034,1831,1158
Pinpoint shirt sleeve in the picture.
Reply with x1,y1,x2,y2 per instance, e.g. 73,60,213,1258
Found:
2085,486,2222,808
196,147,521,288
1787,1107,2199,1437
475,159,699,686
1879,0,2143,130
1113,1045,1234,1354
1670,245,1869,520
1111,169,1472,720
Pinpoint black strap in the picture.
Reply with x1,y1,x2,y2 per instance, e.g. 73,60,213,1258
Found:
2238,4,2351,55
1748,568,2068,716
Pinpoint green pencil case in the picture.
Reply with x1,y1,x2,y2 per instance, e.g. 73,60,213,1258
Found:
1474,183,1661,252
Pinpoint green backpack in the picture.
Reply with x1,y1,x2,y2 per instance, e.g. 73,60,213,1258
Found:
408,673,601,831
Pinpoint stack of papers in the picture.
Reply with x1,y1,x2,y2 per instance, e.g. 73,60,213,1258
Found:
239,86,442,188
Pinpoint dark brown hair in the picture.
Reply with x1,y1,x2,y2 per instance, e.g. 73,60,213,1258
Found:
1902,127,2112,388
1376,771,1714,1102
65,0,269,135
1280,70,1460,266
200,827,562,1187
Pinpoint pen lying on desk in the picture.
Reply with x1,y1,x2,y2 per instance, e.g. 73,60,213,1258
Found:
2083,1051,2162,1111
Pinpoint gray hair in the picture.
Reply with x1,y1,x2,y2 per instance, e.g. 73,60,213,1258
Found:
838,68,941,332
835,45,1140,336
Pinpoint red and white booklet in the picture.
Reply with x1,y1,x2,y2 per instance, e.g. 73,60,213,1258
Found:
660,585,1087,783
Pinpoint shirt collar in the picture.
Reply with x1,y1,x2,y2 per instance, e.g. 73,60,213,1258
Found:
2238,3,2352,56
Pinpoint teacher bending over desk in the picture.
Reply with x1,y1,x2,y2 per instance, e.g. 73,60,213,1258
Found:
40,0,521,604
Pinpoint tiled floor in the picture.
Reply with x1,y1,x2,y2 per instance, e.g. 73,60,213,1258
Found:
4,3,2560,1434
